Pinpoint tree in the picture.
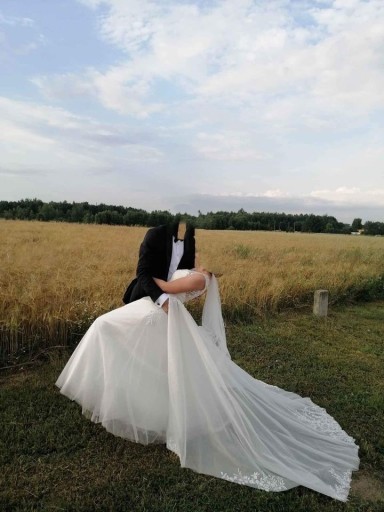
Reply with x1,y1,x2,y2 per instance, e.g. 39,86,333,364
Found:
351,218,362,231
37,203,57,221
363,221,384,236
302,215,325,233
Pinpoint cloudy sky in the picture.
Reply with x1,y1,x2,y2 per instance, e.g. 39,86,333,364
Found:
1,0,383,222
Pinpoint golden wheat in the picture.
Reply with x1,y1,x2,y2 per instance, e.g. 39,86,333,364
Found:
197,228,384,312
1,220,384,360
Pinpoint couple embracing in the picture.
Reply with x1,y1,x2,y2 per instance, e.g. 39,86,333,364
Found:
56,219,359,502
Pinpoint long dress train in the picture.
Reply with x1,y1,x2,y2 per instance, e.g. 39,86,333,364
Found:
56,270,359,501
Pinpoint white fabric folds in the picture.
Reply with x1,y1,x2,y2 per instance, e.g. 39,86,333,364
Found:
56,270,359,501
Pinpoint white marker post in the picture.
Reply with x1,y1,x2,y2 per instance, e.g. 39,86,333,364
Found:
313,290,328,317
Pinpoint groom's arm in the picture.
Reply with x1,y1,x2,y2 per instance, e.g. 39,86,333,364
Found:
136,228,165,303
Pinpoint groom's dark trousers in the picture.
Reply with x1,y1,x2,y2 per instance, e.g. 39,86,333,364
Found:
122,223,195,304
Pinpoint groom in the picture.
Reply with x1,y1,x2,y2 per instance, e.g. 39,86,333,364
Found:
122,218,196,311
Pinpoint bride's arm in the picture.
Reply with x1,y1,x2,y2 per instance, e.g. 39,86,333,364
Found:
153,273,205,294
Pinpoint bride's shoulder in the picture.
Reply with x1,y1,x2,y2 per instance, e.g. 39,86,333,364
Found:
171,268,210,282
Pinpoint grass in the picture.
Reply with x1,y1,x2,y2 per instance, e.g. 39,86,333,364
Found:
1,301,383,511
2,220,384,363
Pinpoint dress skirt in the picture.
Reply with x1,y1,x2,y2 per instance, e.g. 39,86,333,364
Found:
56,278,359,502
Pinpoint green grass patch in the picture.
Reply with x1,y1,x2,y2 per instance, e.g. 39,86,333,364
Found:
1,303,384,511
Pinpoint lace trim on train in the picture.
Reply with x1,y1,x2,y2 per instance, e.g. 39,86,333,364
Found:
258,380,356,445
328,468,352,502
293,404,355,444
292,403,354,501
220,469,287,491
220,467,352,500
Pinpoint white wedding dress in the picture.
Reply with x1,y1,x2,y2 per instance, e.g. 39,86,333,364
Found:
56,270,359,502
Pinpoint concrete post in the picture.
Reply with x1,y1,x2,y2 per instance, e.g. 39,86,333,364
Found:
313,290,328,317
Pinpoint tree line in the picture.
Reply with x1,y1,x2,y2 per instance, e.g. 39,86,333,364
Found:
0,198,383,235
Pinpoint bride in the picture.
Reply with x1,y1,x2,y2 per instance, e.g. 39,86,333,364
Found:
56,268,359,502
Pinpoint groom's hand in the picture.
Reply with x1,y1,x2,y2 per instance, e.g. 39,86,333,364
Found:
162,299,169,314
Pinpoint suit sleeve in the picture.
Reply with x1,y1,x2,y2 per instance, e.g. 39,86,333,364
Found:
136,228,165,303
180,228,196,269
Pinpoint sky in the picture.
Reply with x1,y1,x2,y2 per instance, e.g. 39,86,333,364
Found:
1,0,384,223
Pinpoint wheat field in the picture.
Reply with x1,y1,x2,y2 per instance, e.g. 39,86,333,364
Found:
1,220,384,361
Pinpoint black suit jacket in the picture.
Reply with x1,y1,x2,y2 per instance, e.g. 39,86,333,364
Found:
123,223,195,304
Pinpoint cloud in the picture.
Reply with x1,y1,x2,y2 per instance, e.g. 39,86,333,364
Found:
194,131,267,161
263,189,290,198
0,13,35,27
0,167,47,177
3,1,384,221
0,10,45,58
30,73,94,101
0,97,164,179
310,187,384,205
32,66,165,118
89,67,164,117
60,0,384,126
